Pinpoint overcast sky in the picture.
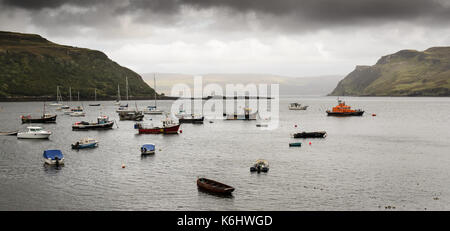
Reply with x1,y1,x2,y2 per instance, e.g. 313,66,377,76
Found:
1,0,449,77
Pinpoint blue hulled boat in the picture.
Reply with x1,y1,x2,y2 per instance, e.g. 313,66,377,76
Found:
72,138,99,149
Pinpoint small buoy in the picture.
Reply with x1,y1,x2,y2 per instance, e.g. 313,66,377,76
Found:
309,142,312,145
294,125,297,128
372,114,376,116
179,130,183,133
121,164,125,169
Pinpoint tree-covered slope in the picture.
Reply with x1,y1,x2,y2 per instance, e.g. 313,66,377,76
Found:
0,31,155,99
330,47,450,96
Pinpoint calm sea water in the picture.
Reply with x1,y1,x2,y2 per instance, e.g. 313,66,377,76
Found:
0,96,449,211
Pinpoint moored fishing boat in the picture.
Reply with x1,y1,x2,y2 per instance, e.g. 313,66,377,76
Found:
289,103,308,110
21,103,57,123
17,127,51,139
141,144,155,155
72,138,98,149
21,113,57,123
43,149,64,165
326,99,364,116
178,115,204,124
72,116,114,130
196,178,235,195
250,159,269,173
292,131,327,138
135,117,180,134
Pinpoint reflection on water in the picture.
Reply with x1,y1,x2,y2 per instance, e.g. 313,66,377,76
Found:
0,96,450,210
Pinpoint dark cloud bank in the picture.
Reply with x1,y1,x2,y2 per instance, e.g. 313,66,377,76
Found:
1,0,449,31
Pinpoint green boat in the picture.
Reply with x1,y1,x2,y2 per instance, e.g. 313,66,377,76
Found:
289,142,302,147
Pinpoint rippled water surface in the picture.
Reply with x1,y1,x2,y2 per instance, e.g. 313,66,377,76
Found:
0,96,449,210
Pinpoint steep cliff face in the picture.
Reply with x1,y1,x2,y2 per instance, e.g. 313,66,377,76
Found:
0,31,155,99
329,47,450,96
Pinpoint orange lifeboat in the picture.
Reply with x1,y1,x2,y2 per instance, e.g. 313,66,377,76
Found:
326,99,364,116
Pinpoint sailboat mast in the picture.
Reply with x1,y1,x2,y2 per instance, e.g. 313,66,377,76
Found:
69,87,72,102
126,76,129,101
118,84,121,101
94,88,97,101
154,73,157,107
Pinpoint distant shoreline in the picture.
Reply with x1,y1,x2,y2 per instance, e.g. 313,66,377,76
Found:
0,95,273,102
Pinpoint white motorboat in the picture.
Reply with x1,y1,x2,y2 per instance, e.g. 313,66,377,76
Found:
17,127,51,139
70,111,86,117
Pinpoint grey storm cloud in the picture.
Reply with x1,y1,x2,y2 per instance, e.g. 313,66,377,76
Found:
1,0,449,26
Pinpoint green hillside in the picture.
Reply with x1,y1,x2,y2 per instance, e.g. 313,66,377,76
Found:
0,31,155,100
329,47,450,96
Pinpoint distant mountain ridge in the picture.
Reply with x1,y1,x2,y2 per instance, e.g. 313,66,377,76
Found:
142,73,342,96
330,47,450,96
0,31,155,100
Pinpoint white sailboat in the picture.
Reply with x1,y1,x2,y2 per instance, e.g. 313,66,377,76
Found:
89,88,101,106
114,84,121,105
117,76,131,112
49,86,63,106
144,73,163,114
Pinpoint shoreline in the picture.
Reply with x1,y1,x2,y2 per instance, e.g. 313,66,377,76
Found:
0,95,274,102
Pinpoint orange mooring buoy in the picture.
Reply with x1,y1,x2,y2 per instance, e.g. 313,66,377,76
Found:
309,142,312,145
121,164,125,169
180,130,183,133
372,114,377,116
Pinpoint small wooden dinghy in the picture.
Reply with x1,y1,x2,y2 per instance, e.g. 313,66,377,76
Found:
0,131,18,136
197,178,235,194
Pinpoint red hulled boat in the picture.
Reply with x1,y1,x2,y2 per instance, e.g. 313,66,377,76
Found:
135,118,180,134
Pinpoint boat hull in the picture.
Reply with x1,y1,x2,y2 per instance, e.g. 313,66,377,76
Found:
141,150,155,155
21,115,57,123
179,117,204,124
289,106,308,110
17,132,51,139
138,124,180,134
326,111,364,116
72,142,98,149
289,142,302,147
143,110,164,115
197,178,235,194
293,131,327,138
44,158,64,165
72,121,114,130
